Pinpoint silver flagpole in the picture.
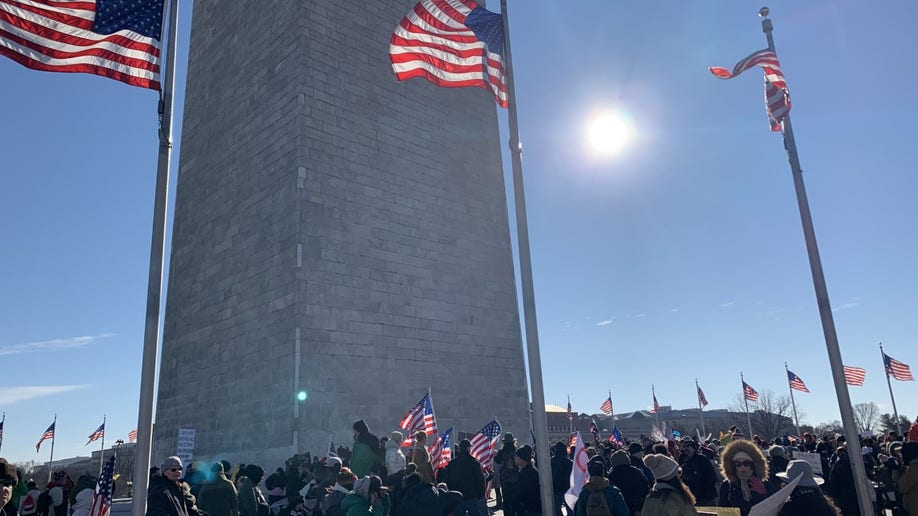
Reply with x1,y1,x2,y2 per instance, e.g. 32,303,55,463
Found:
759,8,873,515
48,414,57,484
880,343,902,436
0,412,4,453
741,373,753,439
499,1,554,511
132,1,180,515
99,415,106,476
696,379,706,436
785,364,802,438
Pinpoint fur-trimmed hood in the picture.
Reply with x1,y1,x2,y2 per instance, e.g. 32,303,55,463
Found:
720,439,768,483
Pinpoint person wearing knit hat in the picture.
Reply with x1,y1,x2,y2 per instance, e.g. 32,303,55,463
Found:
350,419,382,478
679,437,718,507
550,441,573,516
147,456,205,516
513,445,542,515
627,442,655,486
607,450,650,515
197,462,237,516
341,475,389,515
718,440,771,516
384,431,406,477
908,423,918,443
642,454,698,516
571,459,629,516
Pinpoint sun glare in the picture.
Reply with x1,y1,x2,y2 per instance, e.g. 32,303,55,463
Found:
586,111,632,158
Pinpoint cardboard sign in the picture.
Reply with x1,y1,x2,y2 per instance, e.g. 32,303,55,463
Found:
790,450,823,475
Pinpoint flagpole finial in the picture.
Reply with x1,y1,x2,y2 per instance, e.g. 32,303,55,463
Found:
759,7,769,18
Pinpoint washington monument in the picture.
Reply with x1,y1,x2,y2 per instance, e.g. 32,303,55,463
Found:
153,0,531,465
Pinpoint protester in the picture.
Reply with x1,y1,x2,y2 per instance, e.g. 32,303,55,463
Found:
408,431,435,485
384,432,407,478
607,449,649,515
718,440,771,516
351,421,382,478
550,441,573,516
197,462,238,516
265,468,286,505
341,476,389,516
69,490,95,516
678,438,718,506
641,454,698,516
237,465,268,516
766,445,789,491
147,456,206,516
827,447,858,515
628,442,654,485
898,442,918,515
396,471,439,516
572,458,629,516
0,461,17,513
440,439,486,516
320,468,357,516
513,445,541,516
493,433,519,512
776,460,839,516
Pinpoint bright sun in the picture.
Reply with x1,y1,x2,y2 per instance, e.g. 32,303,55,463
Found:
586,111,632,157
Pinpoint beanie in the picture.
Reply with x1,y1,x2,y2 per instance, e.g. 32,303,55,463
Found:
515,445,533,462
643,453,679,481
908,423,918,443
628,442,644,455
609,450,630,469
353,419,370,435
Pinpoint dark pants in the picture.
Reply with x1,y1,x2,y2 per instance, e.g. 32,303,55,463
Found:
456,498,487,516
553,491,570,516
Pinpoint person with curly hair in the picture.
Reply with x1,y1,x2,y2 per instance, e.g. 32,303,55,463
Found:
718,440,772,516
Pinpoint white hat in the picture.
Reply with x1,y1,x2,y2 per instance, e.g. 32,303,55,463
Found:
776,459,824,487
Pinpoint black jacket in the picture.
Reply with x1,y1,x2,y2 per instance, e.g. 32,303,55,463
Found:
778,487,840,516
515,464,541,514
147,477,206,516
551,455,573,493
441,452,485,500
680,452,718,501
608,464,649,514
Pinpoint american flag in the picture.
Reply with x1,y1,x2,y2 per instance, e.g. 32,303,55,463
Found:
566,398,574,421
609,427,622,446
589,420,600,442
743,381,759,402
600,396,613,416
399,392,438,447
0,0,165,89
468,419,501,470
389,0,508,107
787,370,810,393
710,49,790,131
884,352,914,382
428,427,453,474
651,394,660,413
567,432,578,451
697,386,709,407
127,429,137,443
87,422,105,445
36,421,55,452
844,366,867,386
327,434,338,458
89,453,116,516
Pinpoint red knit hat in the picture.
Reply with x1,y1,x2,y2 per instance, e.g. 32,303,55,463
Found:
908,423,918,442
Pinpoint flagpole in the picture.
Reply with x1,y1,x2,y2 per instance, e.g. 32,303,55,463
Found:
132,1,179,515
567,395,573,433
499,1,553,512
0,412,4,453
759,8,873,515
785,364,802,438
609,389,614,429
880,343,902,436
696,379,706,436
741,373,753,439
99,415,107,476
48,414,57,483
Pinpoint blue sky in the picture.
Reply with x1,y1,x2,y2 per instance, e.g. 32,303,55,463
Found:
1,0,916,464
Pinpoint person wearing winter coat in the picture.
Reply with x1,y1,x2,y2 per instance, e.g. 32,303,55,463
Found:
147,456,207,516
513,445,542,516
70,489,95,516
766,445,790,492
898,442,918,516
395,472,439,516
384,432,407,478
678,438,718,506
0,461,17,514
718,440,772,516
18,481,39,516
776,460,840,516
641,454,699,516
351,421,383,478
320,468,357,516
440,439,486,516
409,432,435,485
197,463,238,516
572,459,629,516
550,442,573,516
607,450,649,515
236,466,267,516
827,447,858,516
340,476,389,516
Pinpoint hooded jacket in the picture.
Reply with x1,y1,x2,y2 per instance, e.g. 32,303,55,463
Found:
70,489,95,516
197,472,238,516
642,483,699,516
573,476,630,516
608,463,650,515
340,491,390,516
383,440,406,477
718,440,771,516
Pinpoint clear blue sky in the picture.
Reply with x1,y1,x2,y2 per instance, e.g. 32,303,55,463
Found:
1,0,916,464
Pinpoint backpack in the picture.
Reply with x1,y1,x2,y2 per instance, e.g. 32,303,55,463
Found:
585,487,613,516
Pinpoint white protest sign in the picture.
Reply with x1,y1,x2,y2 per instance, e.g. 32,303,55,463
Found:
790,450,823,475
176,428,196,463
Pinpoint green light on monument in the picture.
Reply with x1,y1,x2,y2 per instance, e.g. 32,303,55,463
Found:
296,391,308,401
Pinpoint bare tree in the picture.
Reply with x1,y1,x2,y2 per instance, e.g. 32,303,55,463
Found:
728,390,795,439
853,402,881,433
814,420,843,436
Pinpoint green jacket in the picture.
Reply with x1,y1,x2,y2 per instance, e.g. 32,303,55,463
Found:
340,493,390,516
350,442,379,477
641,486,699,516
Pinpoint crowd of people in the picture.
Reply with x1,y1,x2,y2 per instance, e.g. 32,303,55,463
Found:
3,419,918,516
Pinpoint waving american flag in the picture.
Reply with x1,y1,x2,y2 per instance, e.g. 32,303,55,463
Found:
89,454,116,516
400,392,438,447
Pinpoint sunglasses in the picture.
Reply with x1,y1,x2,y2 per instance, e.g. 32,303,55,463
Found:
1,479,16,487
169,468,183,473
733,460,754,468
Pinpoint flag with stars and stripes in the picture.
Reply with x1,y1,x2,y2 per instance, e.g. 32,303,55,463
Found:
128,429,137,443
0,0,166,89
36,422,55,452
428,427,453,474
884,352,914,381
399,392,438,447
87,422,105,445
651,394,660,413
743,381,760,402
710,48,790,131
389,0,508,107
589,420,600,443
787,370,810,393
697,385,709,407
468,419,501,471
600,396,613,416
844,366,867,386
89,453,116,516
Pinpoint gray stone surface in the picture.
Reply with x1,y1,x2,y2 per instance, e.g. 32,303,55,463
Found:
153,0,530,468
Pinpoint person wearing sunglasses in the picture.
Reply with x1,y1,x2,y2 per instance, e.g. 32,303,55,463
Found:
718,440,772,516
0,459,18,513
147,456,205,516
